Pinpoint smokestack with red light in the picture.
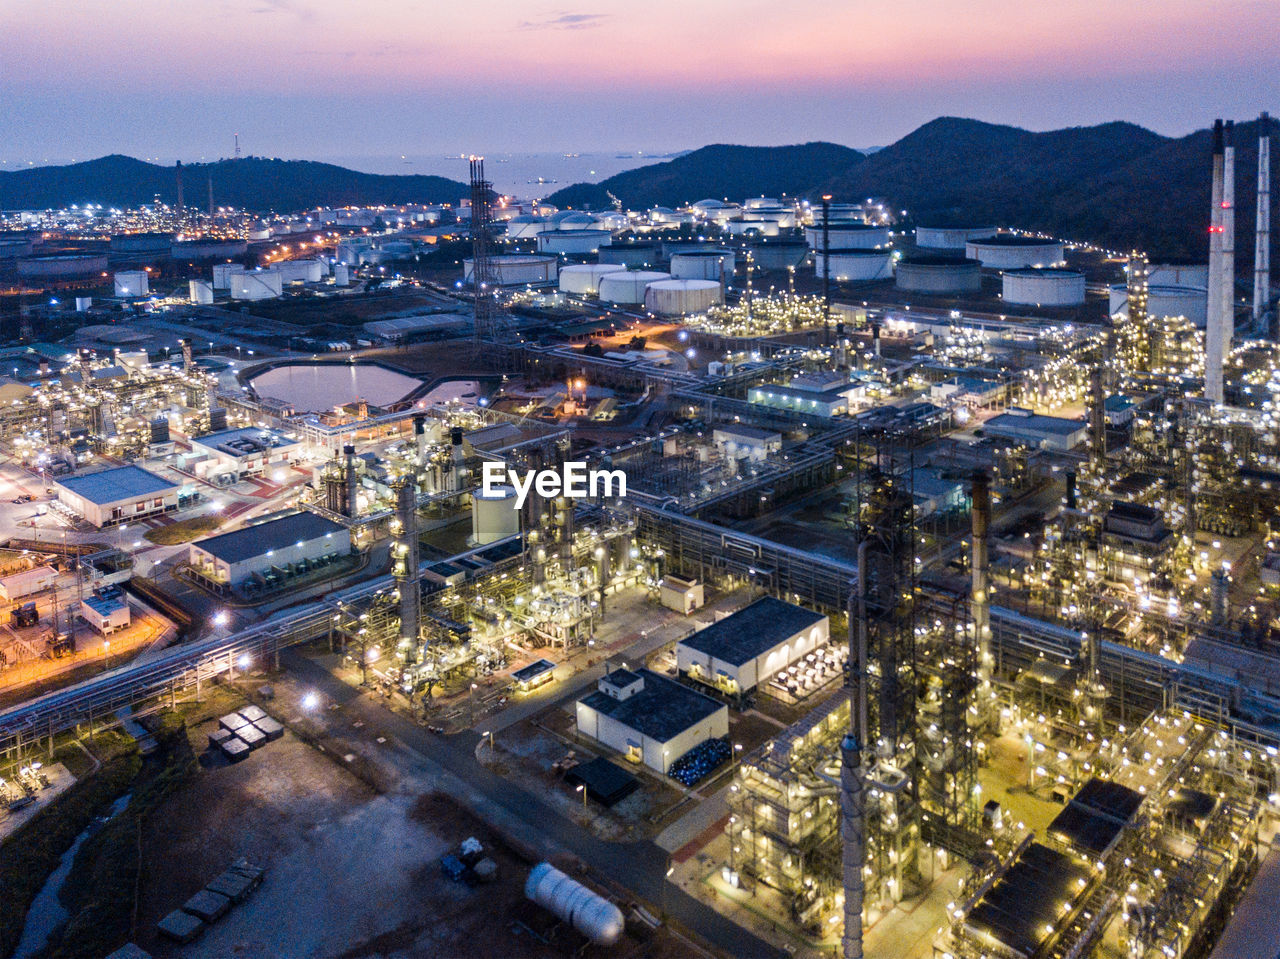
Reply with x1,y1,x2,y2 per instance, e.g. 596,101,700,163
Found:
1256,113,1272,327
1206,119,1226,404
1221,120,1236,375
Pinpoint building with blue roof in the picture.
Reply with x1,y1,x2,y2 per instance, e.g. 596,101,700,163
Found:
54,464,181,527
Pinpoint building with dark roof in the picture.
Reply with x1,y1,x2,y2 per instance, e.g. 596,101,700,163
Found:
54,464,181,528
189,511,350,591
676,597,829,696
575,668,728,774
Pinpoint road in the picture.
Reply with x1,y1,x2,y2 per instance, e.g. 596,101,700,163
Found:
284,650,786,959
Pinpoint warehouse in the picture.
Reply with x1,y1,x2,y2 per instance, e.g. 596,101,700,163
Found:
676,597,829,697
712,425,782,462
984,408,1087,451
747,383,851,418
575,668,728,775
55,465,180,528
188,511,351,591
188,426,302,481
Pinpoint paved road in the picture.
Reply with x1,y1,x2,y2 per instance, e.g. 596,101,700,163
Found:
284,650,786,959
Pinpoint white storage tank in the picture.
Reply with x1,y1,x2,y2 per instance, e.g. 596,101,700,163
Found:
535,229,612,255
805,222,891,250
248,220,271,241
598,243,660,269
1109,283,1208,327
505,215,549,239
896,255,982,293
464,254,558,287
1148,263,1209,287
276,259,325,284
597,270,670,305
670,250,735,281
743,197,781,210
171,238,249,260
188,279,215,305
746,241,809,270
16,253,109,281
333,263,351,286
230,268,283,300
558,263,626,294
915,225,996,250
212,262,245,289
644,278,722,315
1002,267,1086,306
964,235,1064,269
113,270,149,297
471,485,520,545
524,863,624,946
726,218,781,236
813,249,893,282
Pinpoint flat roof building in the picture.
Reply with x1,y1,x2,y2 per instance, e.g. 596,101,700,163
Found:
55,465,180,528
188,427,302,482
189,511,350,594
677,597,829,697
576,668,728,775
984,408,1087,452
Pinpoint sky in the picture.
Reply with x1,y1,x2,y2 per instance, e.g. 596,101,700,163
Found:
1,0,1278,169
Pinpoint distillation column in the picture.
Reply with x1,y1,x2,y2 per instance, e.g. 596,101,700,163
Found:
392,477,420,664
841,558,868,959
1221,121,1237,375
971,470,993,718
1206,120,1226,404
1256,113,1272,327
344,444,359,518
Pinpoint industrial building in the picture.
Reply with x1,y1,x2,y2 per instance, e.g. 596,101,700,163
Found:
54,464,181,527
79,594,130,634
188,427,301,481
575,668,728,774
984,408,1087,451
188,511,351,593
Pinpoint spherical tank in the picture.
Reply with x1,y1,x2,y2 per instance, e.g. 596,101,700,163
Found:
813,250,893,282
472,485,520,545
558,263,626,294
597,270,671,305
1001,268,1086,306
644,278,723,315
670,250,736,281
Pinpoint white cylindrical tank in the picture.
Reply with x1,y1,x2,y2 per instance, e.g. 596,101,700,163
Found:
670,250,736,281
230,269,283,300
171,238,248,260
915,226,996,250
558,263,626,294
803,222,891,249
593,211,630,230
725,218,780,236
276,259,325,284
1148,263,1209,287
16,253,109,280
598,243,659,268
1001,268,1086,306
644,278,723,315
113,270,149,297
597,270,670,305
964,235,1064,268
334,263,351,286
248,220,271,241
505,215,549,239
813,250,893,282
554,212,598,231
895,255,982,293
464,254,558,286
536,229,612,255
212,262,245,289
1109,284,1208,327
471,485,520,545
524,863,624,946
188,279,215,305
743,197,781,210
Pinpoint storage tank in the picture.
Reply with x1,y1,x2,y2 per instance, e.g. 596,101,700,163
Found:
670,250,736,281
745,241,809,270
535,229,612,255
464,254,558,287
743,197,781,210
553,212,598,231
644,278,723,315
592,211,630,231
247,220,271,241
964,235,1064,269
276,259,325,284
804,222,890,249
742,206,797,228
113,270,149,297
171,238,249,260
524,863,624,946
189,279,215,305
0,236,35,258
1002,267,1086,306
558,263,626,295
471,485,520,545
505,215,549,239
1109,284,1208,327
598,242,660,269
914,225,996,250
109,232,173,255
16,253,109,281
895,254,981,293
597,270,670,305
333,263,351,286
726,218,781,236
1148,263,1209,287
212,262,245,289
230,269,283,300
813,249,893,282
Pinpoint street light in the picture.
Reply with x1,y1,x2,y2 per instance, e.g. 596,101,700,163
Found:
576,783,587,808
482,730,494,751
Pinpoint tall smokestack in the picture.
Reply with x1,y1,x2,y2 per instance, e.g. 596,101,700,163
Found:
1221,121,1237,376
822,194,832,345
175,160,184,218
1206,120,1226,403
1256,113,1272,327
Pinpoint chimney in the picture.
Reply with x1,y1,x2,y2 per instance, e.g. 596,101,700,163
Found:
344,444,358,518
971,470,993,699
1221,120,1236,376
176,160,184,218
1256,113,1272,327
1206,119,1226,403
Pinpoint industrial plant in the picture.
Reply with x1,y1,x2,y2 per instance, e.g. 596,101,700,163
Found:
0,112,1279,959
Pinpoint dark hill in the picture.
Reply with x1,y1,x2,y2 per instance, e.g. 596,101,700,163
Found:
0,155,469,212
546,142,863,210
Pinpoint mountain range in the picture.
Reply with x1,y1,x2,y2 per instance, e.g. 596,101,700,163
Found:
3,117,1277,260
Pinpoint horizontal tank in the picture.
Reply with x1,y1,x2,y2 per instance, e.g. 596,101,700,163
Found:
16,253,109,280
230,268,283,300
472,485,520,545
171,238,249,260
113,270,149,297
895,255,981,294
805,222,890,249
964,235,1064,269
644,278,723,315
189,279,215,305
598,242,660,269
813,249,893,282
559,263,626,295
535,229,612,255
597,270,670,305
524,863,624,946
1109,283,1208,327
464,254,558,287
1002,267,1086,306
670,249,736,281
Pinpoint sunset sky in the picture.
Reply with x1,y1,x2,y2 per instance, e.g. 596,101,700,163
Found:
2,0,1277,165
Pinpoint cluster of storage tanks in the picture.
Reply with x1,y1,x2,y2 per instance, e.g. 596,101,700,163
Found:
557,264,724,315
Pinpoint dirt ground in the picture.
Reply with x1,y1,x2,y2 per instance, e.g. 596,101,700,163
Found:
134,707,698,959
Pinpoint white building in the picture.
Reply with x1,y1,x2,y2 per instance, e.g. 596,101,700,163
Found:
0,566,57,601
79,594,131,634
575,668,728,775
660,576,705,615
677,597,829,696
188,427,302,481
54,465,180,528
984,408,1088,452
189,511,351,590
712,426,782,462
